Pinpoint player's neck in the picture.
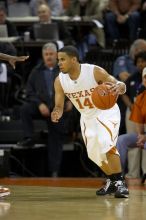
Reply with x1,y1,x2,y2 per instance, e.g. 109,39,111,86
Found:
69,63,81,80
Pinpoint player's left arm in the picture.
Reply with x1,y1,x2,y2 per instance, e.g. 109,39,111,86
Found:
93,66,126,95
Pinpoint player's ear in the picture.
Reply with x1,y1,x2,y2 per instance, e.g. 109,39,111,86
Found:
98,80,103,84
72,56,77,63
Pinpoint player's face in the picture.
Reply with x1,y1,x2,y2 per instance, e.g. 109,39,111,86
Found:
58,52,74,73
42,48,57,67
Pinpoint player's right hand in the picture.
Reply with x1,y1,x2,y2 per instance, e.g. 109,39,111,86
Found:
51,110,60,123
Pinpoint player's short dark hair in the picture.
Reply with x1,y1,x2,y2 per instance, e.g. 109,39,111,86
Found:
58,45,80,62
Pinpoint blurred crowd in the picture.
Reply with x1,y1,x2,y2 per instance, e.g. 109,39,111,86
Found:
0,0,146,180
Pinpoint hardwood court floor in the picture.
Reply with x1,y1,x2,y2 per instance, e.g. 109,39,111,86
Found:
0,178,146,220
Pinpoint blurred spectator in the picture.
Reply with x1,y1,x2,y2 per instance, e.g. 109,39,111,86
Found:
113,39,146,134
66,0,104,22
0,44,19,109
104,0,141,43
30,4,74,46
0,5,18,36
29,0,63,16
0,51,28,198
116,67,146,178
122,50,146,133
113,39,146,82
113,38,146,82
0,10,18,109
17,42,73,177
139,0,146,38
65,0,107,60
0,4,18,76
0,43,17,74
0,51,29,110
62,0,70,12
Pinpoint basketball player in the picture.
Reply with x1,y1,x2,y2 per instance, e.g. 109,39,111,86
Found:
0,52,29,198
51,45,129,198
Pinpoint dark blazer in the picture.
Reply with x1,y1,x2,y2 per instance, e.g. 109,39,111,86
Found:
26,61,59,110
56,20,74,45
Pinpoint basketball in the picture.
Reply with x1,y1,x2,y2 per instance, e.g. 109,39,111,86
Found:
91,83,118,110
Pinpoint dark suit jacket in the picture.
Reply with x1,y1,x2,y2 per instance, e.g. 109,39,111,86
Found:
26,61,59,110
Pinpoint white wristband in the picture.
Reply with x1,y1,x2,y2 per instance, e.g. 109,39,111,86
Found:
116,81,126,94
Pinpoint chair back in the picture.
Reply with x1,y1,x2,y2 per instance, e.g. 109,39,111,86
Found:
8,2,31,17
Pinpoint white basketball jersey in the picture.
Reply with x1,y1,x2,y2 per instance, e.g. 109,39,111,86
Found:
59,63,102,118
59,63,120,166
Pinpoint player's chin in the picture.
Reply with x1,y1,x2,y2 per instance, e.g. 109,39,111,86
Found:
61,71,67,74
59,67,67,73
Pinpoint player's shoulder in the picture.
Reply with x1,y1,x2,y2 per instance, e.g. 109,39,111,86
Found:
81,63,95,72
93,65,107,74
55,75,61,84
81,63,107,75
54,75,64,89
82,63,94,68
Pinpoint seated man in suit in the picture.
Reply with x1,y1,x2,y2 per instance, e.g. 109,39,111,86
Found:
17,42,73,177
29,0,63,16
30,4,74,46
